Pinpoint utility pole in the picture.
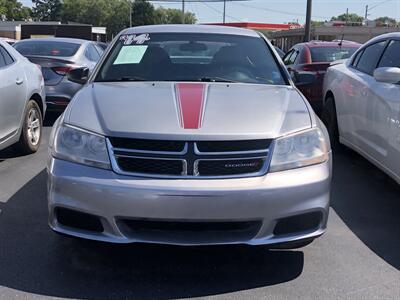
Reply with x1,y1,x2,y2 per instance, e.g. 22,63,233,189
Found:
182,0,185,24
345,8,349,25
365,5,369,23
130,0,132,28
223,0,226,23
304,0,312,42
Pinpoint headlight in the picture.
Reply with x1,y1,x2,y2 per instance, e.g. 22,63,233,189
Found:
52,124,110,169
269,128,329,172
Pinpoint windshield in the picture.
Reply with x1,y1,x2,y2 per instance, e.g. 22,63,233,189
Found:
310,47,358,63
95,32,287,85
14,41,81,57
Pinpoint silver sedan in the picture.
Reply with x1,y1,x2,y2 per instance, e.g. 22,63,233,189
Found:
0,40,46,153
48,25,332,248
14,38,104,112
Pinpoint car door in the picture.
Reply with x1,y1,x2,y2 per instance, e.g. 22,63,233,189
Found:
343,40,387,153
0,45,26,144
367,39,400,179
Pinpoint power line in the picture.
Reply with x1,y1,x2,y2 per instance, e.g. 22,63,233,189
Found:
369,0,395,11
230,2,330,20
201,1,244,22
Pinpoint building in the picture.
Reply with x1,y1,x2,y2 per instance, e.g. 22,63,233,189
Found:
271,25,400,52
0,21,106,41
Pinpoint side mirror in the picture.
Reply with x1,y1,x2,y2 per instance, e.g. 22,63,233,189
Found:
373,67,400,84
67,67,89,84
293,71,316,87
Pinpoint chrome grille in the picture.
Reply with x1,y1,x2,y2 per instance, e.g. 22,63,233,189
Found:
107,138,271,178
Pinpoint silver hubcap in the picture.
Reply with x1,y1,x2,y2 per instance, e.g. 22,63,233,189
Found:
27,108,41,146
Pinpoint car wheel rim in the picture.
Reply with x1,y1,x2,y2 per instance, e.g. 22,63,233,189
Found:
27,108,41,146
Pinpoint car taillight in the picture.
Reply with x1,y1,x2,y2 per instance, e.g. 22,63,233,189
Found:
52,66,74,76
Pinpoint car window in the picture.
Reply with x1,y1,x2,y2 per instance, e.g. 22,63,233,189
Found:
378,40,400,68
290,49,299,64
14,41,80,57
0,46,14,65
283,49,298,65
85,44,101,62
0,50,6,67
283,50,294,65
310,47,358,63
96,32,288,86
94,45,104,57
352,49,364,67
355,41,386,75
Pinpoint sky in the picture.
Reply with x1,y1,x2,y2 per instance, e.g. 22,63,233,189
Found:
20,0,400,24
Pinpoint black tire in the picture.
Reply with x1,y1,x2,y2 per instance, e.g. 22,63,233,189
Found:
321,96,341,151
15,100,43,154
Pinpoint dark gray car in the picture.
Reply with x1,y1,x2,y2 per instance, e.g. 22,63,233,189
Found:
14,38,104,112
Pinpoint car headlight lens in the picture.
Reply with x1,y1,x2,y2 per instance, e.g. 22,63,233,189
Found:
269,128,329,172
53,125,110,169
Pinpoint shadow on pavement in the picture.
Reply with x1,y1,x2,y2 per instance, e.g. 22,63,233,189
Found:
331,149,400,270
0,170,304,299
44,112,62,127
0,146,25,160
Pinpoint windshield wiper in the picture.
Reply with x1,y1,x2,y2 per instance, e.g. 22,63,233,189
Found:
197,77,236,83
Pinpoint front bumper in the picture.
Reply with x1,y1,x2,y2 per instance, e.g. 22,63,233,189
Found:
47,155,332,246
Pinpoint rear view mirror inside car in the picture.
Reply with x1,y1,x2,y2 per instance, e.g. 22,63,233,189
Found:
179,42,207,52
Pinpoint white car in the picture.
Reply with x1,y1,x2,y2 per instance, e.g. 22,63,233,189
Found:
0,40,46,153
323,33,400,183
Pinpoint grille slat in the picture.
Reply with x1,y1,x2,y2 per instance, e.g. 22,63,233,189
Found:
117,219,262,243
109,137,186,152
117,157,184,176
196,140,271,153
108,138,271,178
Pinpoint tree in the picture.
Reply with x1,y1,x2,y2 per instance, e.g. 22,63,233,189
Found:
375,16,397,27
62,0,131,39
32,0,62,21
0,0,31,21
130,0,156,26
154,7,197,24
331,13,364,25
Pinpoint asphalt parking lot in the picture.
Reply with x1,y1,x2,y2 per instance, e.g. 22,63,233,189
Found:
0,116,399,300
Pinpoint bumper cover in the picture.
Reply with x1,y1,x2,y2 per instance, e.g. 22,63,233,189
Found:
47,155,332,246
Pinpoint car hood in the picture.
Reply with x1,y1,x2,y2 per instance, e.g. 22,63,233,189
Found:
65,82,311,140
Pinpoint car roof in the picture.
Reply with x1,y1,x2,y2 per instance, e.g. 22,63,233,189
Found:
295,40,361,48
15,37,88,45
122,24,260,38
363,32,400,46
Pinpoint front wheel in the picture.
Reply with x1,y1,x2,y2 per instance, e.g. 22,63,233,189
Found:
321,96,341,151
15,100,43,154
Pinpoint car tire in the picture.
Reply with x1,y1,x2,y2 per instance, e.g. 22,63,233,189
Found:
322,96,341,151
15,100,43,154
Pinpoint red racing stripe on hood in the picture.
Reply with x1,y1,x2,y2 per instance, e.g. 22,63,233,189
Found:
176,83,206,129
